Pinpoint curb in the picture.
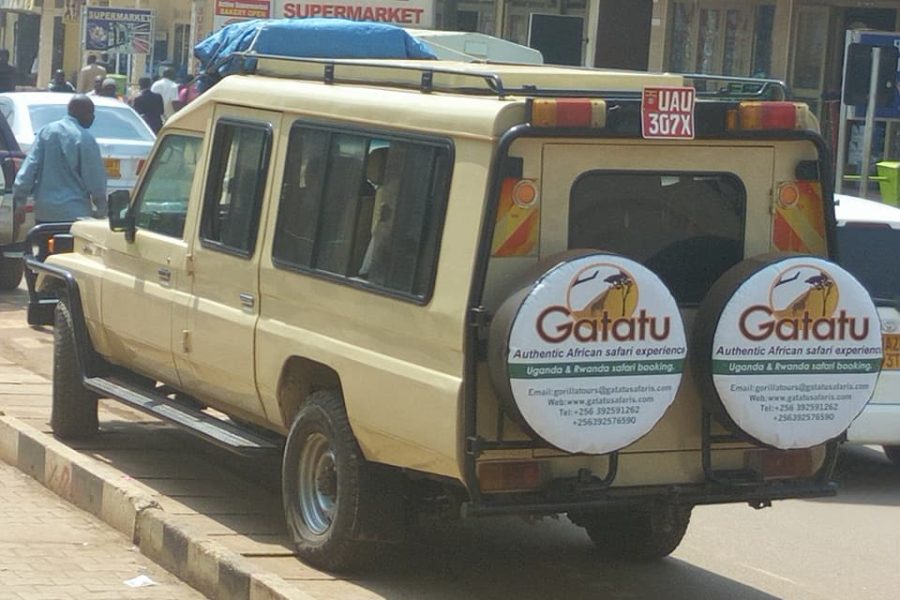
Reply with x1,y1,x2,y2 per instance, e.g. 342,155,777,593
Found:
0,415,315,600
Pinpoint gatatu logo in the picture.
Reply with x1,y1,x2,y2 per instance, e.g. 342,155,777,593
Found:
536,263,671,344
738,264,869,342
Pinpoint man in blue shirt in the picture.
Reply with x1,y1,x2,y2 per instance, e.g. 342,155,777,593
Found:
13,95,107,223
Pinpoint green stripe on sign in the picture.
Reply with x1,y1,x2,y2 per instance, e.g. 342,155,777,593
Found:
509,359,684,379
712,358,882,375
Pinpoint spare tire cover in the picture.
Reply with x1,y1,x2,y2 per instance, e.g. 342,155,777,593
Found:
488,251,687,455
693,254,882,449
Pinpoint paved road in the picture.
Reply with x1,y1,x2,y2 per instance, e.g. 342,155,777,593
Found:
2,282,900,600
0,461,204,600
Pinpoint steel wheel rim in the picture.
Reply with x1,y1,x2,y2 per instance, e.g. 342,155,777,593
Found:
297,432,337,536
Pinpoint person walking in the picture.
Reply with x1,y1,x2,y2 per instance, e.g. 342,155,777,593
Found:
98,78,123,101
151,67,179,121
13,95,107,224
131,76,164,133
48,69,75,93
77,54,106,93
0,49,17,92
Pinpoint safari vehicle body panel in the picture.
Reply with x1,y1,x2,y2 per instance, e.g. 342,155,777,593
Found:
38,59,870,522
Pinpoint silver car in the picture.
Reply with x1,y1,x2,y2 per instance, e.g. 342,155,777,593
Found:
0,92,156,194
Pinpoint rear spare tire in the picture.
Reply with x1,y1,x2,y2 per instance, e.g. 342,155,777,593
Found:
693,254,882,449
51,300,98,439
488,251,688,455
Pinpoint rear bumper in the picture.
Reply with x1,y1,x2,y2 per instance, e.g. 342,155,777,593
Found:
464,477,837,517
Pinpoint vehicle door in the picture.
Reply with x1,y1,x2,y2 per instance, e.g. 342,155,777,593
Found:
177,109,276,418
101,132,203,384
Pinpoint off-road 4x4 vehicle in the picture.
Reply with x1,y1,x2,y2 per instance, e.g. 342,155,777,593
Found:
30,47,885,570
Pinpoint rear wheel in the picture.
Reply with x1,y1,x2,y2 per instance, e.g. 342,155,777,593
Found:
51,300,98,439
883,446,900,465
0,257,23,291
282,390,405,572
570,504,692,561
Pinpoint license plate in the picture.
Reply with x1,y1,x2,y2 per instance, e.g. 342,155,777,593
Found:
641,86,695,140
104,158,121,179
884,333,900,370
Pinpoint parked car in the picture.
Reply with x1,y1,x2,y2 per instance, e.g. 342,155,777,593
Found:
27,19,885,573
836,194,900,461
0,109,30,290
0,92,155,195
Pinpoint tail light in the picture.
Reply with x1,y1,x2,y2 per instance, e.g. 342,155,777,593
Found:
771,181,827,255
530,98,607,129
478,461,544,492
727,102,817,132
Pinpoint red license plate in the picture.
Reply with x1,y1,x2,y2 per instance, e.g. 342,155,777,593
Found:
641,86,696,140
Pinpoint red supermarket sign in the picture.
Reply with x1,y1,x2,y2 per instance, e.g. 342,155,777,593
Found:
641,87,695,140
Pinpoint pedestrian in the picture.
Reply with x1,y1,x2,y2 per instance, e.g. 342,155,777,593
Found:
86,75,104,96
151,67,179,121
98,52,112,73
0,49,17,93
12,95,107,224
98,77,122,101
48,69,75,93
131,76,163,133
77,54,106,93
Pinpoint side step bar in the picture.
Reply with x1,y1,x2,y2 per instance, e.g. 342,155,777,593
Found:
84,376,281,457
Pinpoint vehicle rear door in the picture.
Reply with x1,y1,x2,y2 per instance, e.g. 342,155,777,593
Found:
177,107,277,418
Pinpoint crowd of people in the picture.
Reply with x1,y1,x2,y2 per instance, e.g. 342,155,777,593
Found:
0,52,202,134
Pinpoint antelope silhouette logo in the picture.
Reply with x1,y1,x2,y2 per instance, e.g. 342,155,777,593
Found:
568,265,639,320
770,267,839,320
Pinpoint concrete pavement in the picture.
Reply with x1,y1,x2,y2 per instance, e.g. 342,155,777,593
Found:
0,460,203,599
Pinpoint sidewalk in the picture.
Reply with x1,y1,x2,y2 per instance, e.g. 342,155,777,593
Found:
0,461,204,600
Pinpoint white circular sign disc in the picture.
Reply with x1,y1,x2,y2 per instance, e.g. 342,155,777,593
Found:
501,253,687,454
711,256,882,449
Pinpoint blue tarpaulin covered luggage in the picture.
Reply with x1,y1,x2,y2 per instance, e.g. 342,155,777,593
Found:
195,18,436,80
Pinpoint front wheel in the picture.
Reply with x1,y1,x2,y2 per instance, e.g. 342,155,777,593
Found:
282,390,405,572
570,504,692,561
0,257,23,291
51,300,98,439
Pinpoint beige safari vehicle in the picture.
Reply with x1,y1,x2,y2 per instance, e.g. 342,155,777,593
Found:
30,56,885,571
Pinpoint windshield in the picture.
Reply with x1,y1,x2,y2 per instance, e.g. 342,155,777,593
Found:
28,104,154,142
837,224,900,302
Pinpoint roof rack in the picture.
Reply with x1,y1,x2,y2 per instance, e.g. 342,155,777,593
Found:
236,53,792,102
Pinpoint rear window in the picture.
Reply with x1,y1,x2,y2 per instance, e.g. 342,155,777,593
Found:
837,224,900,302
568,172,745,303
28,104,154,141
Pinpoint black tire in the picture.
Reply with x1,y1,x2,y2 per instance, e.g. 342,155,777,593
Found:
571,504,692,561
0,257,23,291
282,390,405,572
883,446,900,465
51,300,98,439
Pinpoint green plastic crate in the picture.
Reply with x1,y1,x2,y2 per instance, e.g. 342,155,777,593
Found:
877,161,900,207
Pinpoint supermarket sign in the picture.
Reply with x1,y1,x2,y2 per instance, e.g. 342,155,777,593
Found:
276,0,433,27
84,7,154,55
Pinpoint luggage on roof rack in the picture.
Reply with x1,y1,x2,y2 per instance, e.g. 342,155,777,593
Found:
194,18,436,80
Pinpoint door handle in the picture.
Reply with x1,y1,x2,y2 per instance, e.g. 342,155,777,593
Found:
239,293,255,309
157,267,171,283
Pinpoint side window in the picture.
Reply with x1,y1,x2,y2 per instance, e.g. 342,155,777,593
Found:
133,134,202,238
200,121,271,256
273,125,450,300
569,172,745,304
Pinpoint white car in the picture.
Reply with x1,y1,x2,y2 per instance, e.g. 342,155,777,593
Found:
836,194,900,461
0,92,156,194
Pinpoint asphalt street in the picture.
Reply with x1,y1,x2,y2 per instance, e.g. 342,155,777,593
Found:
1,281,899,600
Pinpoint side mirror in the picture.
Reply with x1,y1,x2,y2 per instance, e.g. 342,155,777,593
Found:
107,190,135,242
